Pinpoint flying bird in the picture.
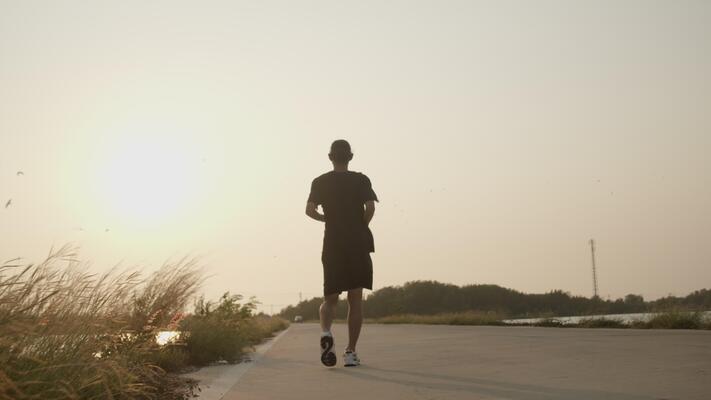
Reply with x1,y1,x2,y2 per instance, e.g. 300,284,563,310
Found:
16,171,23,176
105,228,110,233
4,199,11,208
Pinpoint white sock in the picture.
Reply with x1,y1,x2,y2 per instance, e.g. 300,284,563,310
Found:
321,331,332,337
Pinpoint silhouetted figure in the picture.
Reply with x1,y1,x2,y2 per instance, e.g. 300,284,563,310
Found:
306,139,377,367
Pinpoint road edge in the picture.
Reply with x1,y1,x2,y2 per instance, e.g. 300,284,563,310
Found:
183,326,291,400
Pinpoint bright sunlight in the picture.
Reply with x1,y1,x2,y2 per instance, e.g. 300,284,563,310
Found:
96,133,200,226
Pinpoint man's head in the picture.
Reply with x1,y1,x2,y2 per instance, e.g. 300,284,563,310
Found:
328,139,353,164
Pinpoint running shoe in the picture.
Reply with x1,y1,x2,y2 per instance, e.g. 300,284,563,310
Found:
320,332,337,367
343,350,360,367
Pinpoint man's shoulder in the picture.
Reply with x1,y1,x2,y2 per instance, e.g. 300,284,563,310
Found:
312,172,332,183
354,171,371,182
312,171,371,183
342,171,371,185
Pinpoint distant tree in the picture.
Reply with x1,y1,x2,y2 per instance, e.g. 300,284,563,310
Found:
682,289,711,309
624,294,645,312
278,281,710,320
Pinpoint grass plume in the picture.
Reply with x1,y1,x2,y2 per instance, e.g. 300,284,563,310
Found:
0,245,203,400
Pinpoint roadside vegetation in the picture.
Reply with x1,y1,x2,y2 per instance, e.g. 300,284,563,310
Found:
366,311,711,330
370,311,504,326
514,310,711,329
280,280,711,330
179,293,288,367
634,310,710,330
0,245,288,400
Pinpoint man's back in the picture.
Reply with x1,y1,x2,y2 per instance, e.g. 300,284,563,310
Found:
308,171,378,253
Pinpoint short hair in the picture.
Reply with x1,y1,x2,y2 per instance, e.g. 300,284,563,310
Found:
329,139,353,163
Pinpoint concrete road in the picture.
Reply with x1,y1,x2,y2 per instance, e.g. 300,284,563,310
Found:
216,323,710,400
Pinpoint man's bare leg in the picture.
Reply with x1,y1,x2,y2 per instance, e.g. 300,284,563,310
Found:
320,293,339,332
346,288,363,352
319,293,339,367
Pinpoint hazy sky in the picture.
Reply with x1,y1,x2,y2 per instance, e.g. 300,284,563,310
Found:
1,1,710,313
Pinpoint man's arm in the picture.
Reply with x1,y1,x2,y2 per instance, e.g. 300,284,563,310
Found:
305,201,325,222
363,200,375,226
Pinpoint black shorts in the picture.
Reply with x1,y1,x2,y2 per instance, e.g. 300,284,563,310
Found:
322,250,373,296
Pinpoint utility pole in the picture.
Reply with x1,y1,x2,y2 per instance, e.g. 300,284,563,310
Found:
590,239,599,299
299,292,303,303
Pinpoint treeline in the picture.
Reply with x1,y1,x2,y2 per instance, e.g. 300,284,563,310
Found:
279,281,711,321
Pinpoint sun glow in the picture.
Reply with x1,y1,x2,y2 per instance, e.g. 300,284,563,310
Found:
96,133,201,226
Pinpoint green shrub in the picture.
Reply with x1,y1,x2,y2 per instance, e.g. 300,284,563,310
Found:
644,311,703,329
576,318,626,328
180,293,256,365
245,314,290,343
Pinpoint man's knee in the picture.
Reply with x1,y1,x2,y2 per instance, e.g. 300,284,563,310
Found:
323,293,339,306
347,289,363,308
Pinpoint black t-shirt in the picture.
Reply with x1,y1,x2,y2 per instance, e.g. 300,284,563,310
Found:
308,171,378,254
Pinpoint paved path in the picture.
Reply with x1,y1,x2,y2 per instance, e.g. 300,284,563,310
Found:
206,323,710,400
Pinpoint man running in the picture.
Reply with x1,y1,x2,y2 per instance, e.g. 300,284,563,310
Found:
305,139,378,367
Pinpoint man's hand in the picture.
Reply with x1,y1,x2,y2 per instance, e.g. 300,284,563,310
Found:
364,200,375,226
305,202,325,222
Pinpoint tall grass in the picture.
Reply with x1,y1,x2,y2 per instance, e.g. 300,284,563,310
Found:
632,310,710,330
370,311,505,326
367,311,711,330
574,318,626,328
0,245,202,400
250,314,290,339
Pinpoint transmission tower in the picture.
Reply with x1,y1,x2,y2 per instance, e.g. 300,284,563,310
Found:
589,239,599,298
